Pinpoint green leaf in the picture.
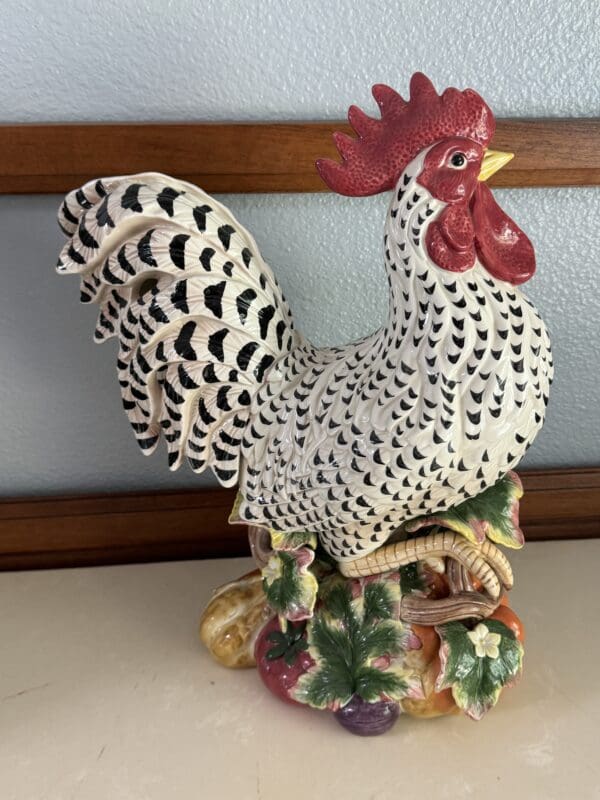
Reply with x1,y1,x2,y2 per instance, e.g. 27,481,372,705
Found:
354,666,407,703
262,551,300,614
270,529,317,551
265,621,309,663
405,471,525,548
283,638,308,667
322,583,353,625
363,582,395,624
310,615,354,674
436,619,524,720
295,614,355,708
435,622,479,686
261,549,318,621
355,621,403,665
293,574,420,710
483,620,523,684
266,642,289,660
266,631,288,646
227,491,244,524
294,661,353,709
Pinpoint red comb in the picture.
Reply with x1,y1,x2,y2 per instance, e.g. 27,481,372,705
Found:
316,73,495,197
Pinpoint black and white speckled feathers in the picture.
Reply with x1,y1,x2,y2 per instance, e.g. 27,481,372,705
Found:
236,151,553,559
57,159,552,563
57,173,298,486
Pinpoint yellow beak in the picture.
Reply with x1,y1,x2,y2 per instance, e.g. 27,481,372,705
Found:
478,149,514,182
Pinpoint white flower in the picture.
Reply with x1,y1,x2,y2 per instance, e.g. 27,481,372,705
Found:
467,623,501,659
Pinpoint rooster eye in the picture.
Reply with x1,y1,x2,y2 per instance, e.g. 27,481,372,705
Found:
449,152,467,168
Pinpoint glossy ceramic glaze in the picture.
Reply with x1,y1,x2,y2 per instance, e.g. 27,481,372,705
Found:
55,72,551,735
55,73,551,565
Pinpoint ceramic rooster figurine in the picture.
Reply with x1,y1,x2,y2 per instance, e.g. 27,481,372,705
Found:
56,73,551,734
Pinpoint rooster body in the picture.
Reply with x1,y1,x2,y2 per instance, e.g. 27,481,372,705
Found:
56,75,552,562
241,150,552,558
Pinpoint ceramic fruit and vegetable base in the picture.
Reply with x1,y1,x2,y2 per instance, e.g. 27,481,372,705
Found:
200,473,526,736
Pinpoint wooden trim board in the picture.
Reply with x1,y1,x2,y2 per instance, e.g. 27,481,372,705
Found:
0,119,599,194
0,468,597,571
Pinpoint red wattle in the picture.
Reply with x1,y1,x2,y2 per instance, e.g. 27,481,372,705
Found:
471,182,536,285
425,204,476,273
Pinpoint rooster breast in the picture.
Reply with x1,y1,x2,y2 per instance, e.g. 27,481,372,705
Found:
237,161,553,561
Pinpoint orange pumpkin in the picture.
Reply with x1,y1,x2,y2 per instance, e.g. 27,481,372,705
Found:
489,604,525,643
403,626,457,718
402,652,457,718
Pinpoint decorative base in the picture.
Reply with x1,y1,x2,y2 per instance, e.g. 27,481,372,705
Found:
200,475,526,735
200,546,524,735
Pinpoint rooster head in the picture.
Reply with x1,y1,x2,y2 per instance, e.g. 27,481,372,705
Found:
316,73,535,285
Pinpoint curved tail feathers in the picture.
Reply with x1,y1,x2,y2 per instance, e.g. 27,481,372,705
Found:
56,173,297,487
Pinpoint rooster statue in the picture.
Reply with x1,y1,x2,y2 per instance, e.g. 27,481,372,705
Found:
56,73,552,733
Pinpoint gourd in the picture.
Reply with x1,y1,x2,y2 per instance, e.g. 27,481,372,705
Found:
199,570,272,668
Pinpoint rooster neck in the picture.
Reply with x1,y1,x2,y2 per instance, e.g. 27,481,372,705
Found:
376,159,533,382
380,161,465,361
382,164,443,338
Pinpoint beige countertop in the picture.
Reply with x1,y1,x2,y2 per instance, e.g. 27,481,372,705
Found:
1,540,599,800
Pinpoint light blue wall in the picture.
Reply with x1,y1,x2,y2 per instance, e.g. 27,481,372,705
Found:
1,0,598,121
0,0,598,496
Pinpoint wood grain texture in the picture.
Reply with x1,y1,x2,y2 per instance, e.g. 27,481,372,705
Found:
0,468,597,571
0,119,598,195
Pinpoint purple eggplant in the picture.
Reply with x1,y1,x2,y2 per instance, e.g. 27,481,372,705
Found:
334,694,399,736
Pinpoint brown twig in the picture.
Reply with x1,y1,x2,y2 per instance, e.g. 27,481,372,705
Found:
446,560,475,594
400,590,501,625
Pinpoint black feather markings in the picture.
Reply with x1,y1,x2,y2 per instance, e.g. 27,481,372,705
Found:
179,363,199,389
164,380,184,405
202,363,219,383
149,297,169,325
170,280,189,314
212,441,236,461
117,244,136,276
198,397,216,425
216,385,233,412
236,288,257,323
157,187,182,217
61,200,79,226
169,233,190,269
467,409,481,425
137,229,158,267
207,328,228,362
197,248,215,272
218,224,236,251
235,247,250,269
193,204,212,232
275,319,286,350
173,320,198,360
239,389,252,406
258,305,276,339
204,281,226,318
254,354,275,382
67,244,85,264
102,259,123,285
96,195,115,228
121,183,144,213
138,435,159,451
237,341,260,370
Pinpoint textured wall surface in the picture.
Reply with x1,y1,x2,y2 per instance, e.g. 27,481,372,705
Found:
0,0,598,496
1,0,599,122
